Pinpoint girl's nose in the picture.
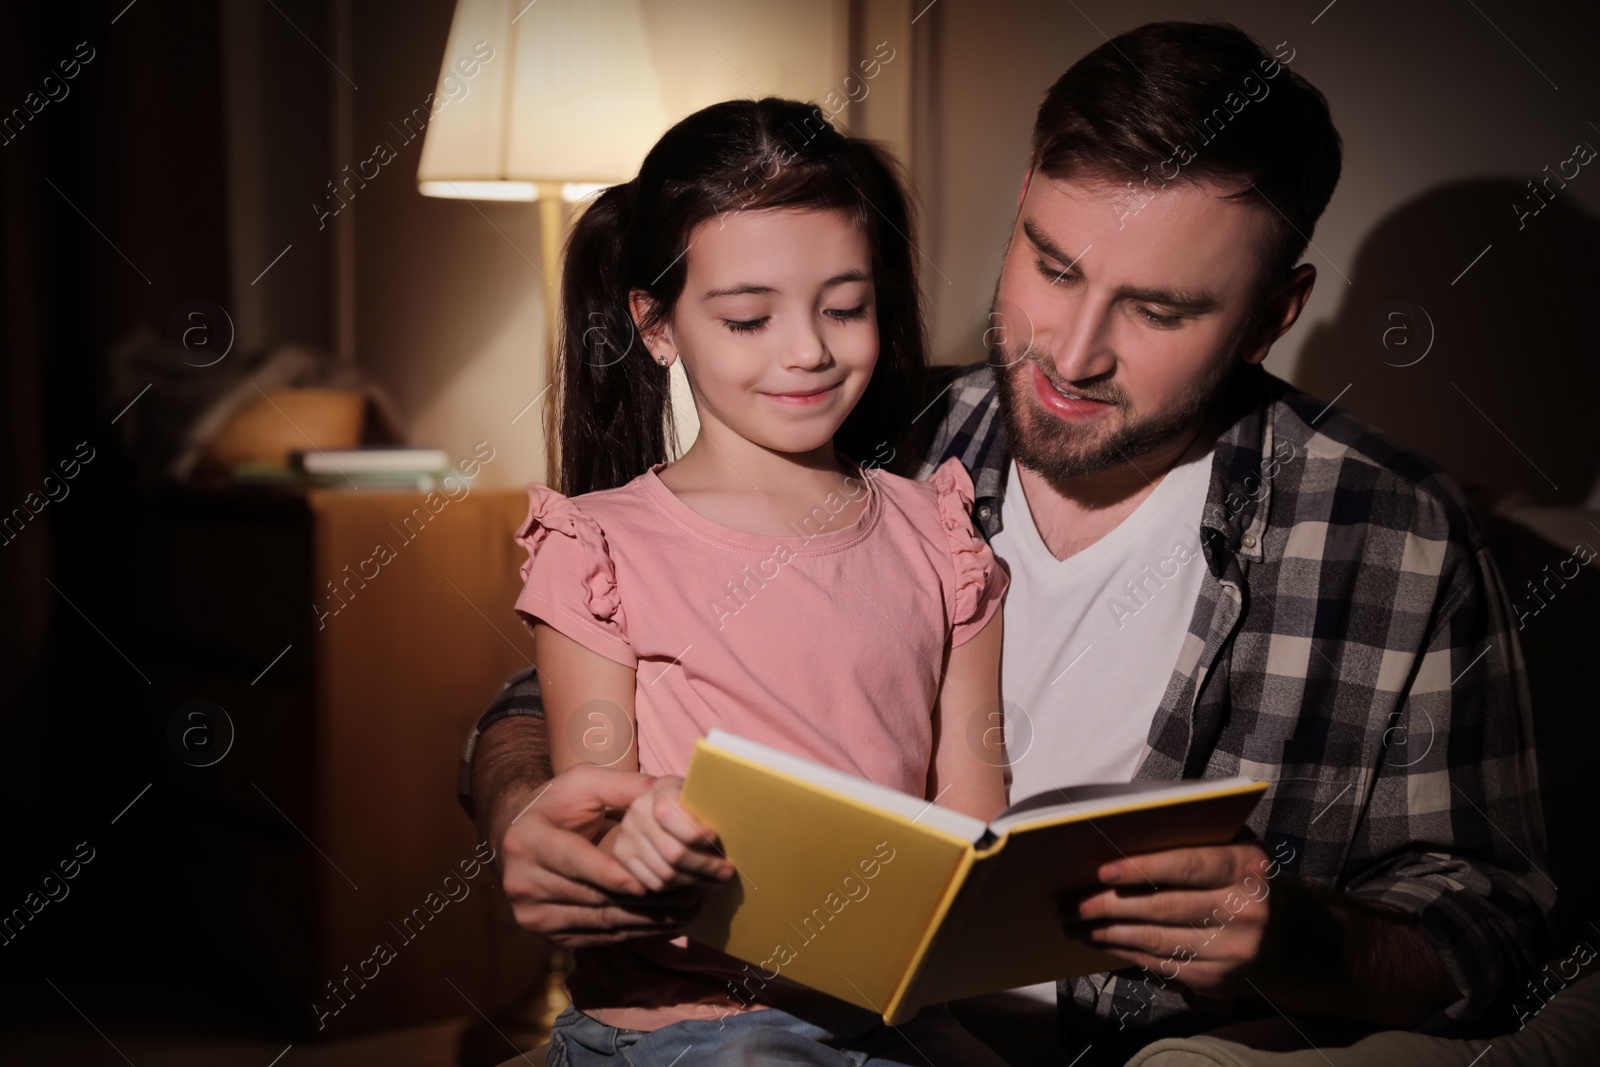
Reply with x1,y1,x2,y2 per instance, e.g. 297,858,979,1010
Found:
783,322,834,370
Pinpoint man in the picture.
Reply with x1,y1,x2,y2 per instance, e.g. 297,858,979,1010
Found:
462,21,1552,1065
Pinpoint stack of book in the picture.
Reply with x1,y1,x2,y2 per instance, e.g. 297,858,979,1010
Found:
232,447,454,491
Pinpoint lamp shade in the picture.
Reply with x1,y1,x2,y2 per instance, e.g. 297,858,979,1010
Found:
417,0,849,198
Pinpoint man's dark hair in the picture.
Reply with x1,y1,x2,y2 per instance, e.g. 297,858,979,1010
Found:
1032,21,1342,293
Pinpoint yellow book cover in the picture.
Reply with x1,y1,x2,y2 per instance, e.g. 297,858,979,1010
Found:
679,730,1268,1024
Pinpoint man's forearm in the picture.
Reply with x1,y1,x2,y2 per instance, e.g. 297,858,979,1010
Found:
1261,883,1460,1028
471,715,554,865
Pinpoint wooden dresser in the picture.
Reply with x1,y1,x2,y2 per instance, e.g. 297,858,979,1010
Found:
118,481,547,1039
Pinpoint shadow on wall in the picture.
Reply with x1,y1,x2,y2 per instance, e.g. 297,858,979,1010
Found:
1297,178,1600,510
1303,179,1600,953
1478,510,1600,951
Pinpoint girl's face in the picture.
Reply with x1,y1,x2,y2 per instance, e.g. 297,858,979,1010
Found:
632,207,878,459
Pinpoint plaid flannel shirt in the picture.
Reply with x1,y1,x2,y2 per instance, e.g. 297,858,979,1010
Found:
460,361,1553,1061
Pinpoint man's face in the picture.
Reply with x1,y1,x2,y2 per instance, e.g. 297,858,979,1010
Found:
990,171,1275,485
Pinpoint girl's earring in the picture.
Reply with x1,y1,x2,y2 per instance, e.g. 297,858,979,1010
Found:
655,354,668,367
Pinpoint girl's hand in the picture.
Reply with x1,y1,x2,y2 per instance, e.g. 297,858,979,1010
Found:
606,776,736,891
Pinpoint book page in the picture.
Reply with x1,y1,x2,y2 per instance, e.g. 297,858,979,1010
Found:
897,784,1265,1010
989,776,1261,835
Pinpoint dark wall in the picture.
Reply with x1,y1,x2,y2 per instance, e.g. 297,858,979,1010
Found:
0,0,325,1013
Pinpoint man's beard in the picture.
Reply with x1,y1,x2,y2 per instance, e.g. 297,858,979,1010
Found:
989,332,1242,489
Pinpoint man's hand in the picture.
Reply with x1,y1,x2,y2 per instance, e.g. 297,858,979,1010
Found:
606,776,736,892
495,763,704,947
1064,839,1461,1027
1066,840,1278,996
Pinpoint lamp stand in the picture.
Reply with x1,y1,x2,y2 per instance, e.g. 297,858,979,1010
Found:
536,181,566,486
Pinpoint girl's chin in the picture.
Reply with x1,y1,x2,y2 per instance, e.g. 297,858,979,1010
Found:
738,427,847,457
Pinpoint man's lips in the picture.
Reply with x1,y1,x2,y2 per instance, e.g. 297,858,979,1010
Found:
1028,363,1114,419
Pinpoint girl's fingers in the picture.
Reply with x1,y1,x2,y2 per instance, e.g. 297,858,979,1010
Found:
616,781,732,886
620,799,686,885
647,780,718,848
643,800,732,880
611,828,663,890
673,845,733,881
636,809,702,882
611,857,662,895
642,787,734,879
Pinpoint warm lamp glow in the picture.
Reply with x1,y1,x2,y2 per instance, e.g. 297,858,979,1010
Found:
418,180,537,201
416,0,849,199
418,180,611,203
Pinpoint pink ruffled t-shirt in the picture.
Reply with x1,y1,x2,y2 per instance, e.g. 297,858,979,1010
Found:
512,455,1007,1026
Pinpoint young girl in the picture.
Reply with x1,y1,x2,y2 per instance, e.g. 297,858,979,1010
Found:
515,97,1010,1066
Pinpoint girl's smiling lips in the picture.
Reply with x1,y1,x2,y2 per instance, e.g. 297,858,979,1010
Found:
760,381,843,405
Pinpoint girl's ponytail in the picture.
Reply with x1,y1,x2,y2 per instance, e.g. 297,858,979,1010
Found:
550,179,674,496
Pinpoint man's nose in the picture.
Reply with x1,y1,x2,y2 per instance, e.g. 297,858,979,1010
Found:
1044,296,1116,383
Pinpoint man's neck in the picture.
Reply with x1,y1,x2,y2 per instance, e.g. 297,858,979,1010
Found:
1012,422,1206,562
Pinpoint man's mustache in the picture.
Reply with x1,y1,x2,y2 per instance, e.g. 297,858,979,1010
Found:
991,344,1126,407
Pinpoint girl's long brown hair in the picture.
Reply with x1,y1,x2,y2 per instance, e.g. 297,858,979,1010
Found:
550,97,927,496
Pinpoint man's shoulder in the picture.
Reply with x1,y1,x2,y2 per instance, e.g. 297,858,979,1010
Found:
1259,374,1485,549
916,362,1001,480
928,358,998,409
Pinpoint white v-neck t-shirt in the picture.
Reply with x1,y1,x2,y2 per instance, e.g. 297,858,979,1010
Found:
987,441,1214,802
972,441,1209,1023
980,443,1213,1021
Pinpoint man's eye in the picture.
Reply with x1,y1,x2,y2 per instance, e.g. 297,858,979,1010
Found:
1036,259,1077,287
724,317,770,334
826,305,868,322
1136,306,1183,328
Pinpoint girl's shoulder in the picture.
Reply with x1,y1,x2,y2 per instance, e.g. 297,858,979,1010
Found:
866,458,1002,632
518,472,661,545
866,456,978,513
566,473,656,516
869,458,987,567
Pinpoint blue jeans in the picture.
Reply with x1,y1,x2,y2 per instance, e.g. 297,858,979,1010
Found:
546,1000,1011,1066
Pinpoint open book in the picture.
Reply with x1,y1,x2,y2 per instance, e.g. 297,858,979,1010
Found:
679,729,1268,1024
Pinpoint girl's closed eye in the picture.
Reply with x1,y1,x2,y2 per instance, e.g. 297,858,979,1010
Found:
723,304,868,334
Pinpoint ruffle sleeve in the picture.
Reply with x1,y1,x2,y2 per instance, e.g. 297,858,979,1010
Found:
928,457,1008,647
512,483,636,668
